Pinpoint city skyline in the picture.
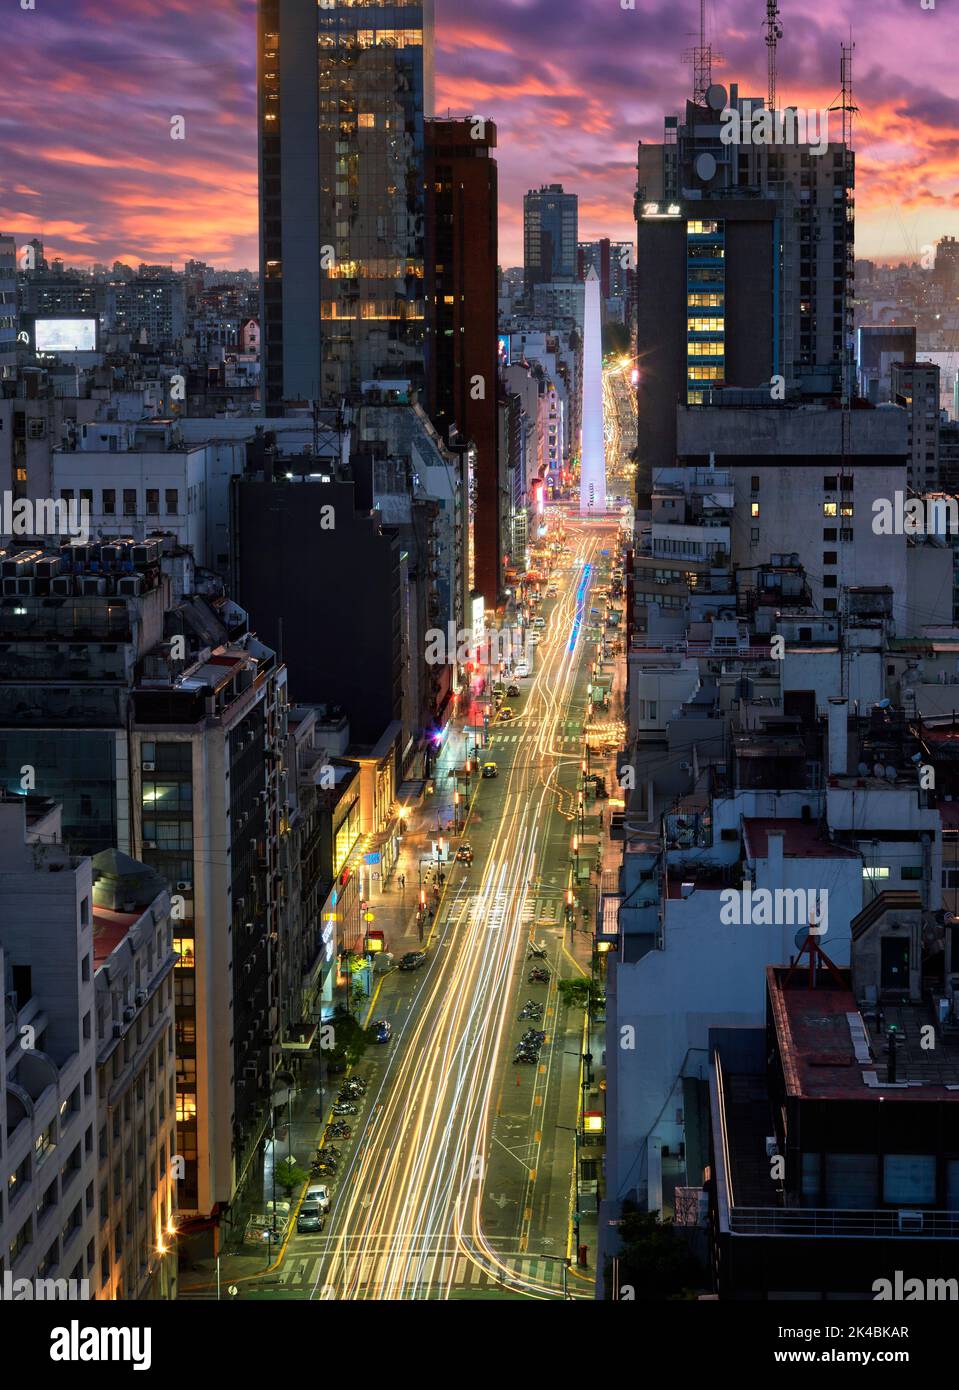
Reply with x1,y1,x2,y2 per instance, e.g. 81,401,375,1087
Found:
1,0,955,271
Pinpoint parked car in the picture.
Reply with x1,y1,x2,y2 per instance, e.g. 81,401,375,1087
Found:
514,662,531,679
455,843,473,863
506,684,520,698
497,706,515,722
372,1019,393,1044
297,1202,326,1234
481,762,498,779
399,951,427,971
305,1184,331,1213
532,616,546,628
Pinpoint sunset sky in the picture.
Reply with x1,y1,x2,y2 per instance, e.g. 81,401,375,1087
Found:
1,0,955,271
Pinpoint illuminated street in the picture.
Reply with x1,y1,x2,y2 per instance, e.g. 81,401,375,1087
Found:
266,520,619,1300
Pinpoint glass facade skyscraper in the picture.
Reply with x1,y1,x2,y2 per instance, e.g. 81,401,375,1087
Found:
259,0,434,412
523,184,578,299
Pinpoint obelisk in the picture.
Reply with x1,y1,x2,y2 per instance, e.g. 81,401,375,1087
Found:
579,266,606,517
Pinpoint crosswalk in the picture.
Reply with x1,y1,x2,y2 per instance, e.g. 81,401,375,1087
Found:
275,1251,565,1295
489,733,583,748
465,893,559,930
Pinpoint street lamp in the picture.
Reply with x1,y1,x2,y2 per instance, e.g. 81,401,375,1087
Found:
572,832,579,879
454,789,461,834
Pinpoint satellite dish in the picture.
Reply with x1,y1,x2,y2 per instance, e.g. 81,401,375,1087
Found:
877,698,891,709
885,765,897,782
873,764,885,780
794,927,812,952
706,83,728,112
857,762,869,776
695,152,717,183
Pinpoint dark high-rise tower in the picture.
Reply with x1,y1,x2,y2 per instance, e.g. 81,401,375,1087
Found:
258,1,434,414
633,83,855,499
425,118,500,605
523,185,578,299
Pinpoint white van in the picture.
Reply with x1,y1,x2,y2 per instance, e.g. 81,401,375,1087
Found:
514,661,531,678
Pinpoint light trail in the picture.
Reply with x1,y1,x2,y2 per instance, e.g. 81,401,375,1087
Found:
311,522,615,1301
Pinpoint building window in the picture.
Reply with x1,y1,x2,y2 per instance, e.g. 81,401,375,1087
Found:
102,489,116,515
750,477,760,492
10,1218,32,1264
823,574,837,588
165,489,178,515
751,502,760,518
823,528,837,541
823,552,837,565
863,866,890,880
123,489,137,516
823,502,838,517
823,476,838,490
883,1154,935,1206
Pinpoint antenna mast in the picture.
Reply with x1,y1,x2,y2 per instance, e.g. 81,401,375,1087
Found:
683,0,724,103
764,0,783,112
829,37,858,697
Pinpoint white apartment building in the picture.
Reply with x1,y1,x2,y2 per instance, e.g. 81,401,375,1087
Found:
0,796,98,1299
52,420,246,573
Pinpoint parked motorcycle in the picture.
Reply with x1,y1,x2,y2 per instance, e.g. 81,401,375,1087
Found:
513,1051,539,1065
339,1077,367,1093
326,1123,352,1140
521,1029,547,1044
528,967,550,984
527,943,548,959
332,1102,358,1116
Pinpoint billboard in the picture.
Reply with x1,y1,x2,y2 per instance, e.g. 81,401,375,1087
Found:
34,317,98,353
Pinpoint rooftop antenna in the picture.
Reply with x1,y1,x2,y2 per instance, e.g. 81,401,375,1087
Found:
764,0,783,112
683,0,724,103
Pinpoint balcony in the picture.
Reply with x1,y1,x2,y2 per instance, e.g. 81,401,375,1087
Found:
729,1207,959,1239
